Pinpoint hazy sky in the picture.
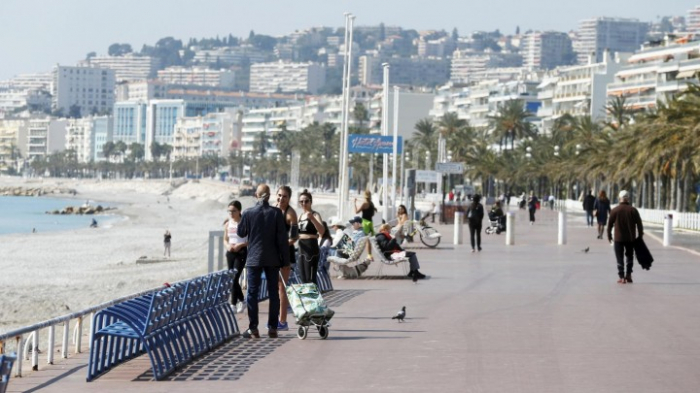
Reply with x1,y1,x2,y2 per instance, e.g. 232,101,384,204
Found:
1,0,698,80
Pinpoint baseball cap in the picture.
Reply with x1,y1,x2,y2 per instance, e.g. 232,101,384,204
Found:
619,190,629,199
348,216,362,224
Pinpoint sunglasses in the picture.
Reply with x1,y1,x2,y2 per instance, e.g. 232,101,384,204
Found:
299,200,311,204
277,193,289,198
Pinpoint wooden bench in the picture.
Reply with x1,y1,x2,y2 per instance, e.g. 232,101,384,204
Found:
87,271,239,381
0,354,16,393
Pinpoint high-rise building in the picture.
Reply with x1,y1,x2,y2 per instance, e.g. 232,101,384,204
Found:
522,31,575,70
84,54,159,82
157,67,236,88
52,65,116,117
249,61,325,94
576,18,649,64
688,6,700,33
450,50,523,83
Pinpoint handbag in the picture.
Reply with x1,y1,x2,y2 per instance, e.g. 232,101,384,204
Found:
593,209,598,217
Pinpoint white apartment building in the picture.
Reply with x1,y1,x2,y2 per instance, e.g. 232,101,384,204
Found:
417,36,455,58
0,119,26,171
192,46,267,66
85,54,159,82
157,67,235,88
63,116,113,163
249,61,325,94
172,113,236,159
537,51,626,134
450,50,523,83
607,37,700,111
522,31,575,70
15,118,67,161
116,80,170,101
0,72,52,91
576,18,649,65
687,6,700,34
52,65,116,117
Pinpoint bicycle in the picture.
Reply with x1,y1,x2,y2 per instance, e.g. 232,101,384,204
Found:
403,219,442,248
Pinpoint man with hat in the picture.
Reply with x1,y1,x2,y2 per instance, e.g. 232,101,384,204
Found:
607,190,644,284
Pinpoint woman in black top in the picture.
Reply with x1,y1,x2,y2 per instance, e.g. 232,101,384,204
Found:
297,189,325,285
466,195,485,252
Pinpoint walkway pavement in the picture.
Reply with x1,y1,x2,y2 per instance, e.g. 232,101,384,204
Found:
7,207,700,392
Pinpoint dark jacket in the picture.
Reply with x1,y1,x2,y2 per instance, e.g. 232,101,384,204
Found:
466,202,484,226
593,197,611,223
583,194,596,211
375,232,402,259
607,202,644,243
238,199,290,267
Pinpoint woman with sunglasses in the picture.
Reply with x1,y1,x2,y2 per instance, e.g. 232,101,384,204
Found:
297,189,325,285
223,200,248,313
275,185,298,331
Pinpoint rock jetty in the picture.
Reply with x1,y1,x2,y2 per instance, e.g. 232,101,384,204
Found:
0,186,77,197
47,204,117,215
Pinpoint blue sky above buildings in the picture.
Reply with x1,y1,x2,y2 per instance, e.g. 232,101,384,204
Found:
0,0,698,80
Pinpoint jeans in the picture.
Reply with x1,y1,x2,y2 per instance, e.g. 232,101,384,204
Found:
469,224,482,250
246,266,280,331
226,250,246,305
586,210,594,226
405,251,420,271
614,241,634,278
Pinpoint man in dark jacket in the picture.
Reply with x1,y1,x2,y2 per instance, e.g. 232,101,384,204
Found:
583,190,596,227
607,190,644,284
238,184,290,338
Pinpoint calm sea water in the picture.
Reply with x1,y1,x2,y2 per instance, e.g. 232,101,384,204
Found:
0,196,121,235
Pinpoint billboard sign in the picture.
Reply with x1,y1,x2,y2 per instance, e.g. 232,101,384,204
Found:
348,134,403,154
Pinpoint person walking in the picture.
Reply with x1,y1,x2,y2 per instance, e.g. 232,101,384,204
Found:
593,190,611,239
466,195,485,252
297,189,325,286
223,201,247,313
583,190,596,227
527,191,538,225
607,190,644,284
237,184,290,338
275,185,298,331
163,230,172,257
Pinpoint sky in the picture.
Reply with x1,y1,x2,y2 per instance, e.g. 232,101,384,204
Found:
1,0,698,80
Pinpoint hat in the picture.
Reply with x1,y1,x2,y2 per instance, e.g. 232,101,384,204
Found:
329,217,345,228
348,216,363,225
619,190,629,199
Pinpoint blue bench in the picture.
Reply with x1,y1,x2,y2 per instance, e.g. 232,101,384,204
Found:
87,271,239,381
0,354,16,393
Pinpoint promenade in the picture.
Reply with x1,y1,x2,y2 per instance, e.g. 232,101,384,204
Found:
7,207,700,393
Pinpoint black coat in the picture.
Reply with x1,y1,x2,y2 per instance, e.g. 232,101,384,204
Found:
376,232,402,259
634,237,654,270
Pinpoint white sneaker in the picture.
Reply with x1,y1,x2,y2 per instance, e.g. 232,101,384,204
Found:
236,301,246,314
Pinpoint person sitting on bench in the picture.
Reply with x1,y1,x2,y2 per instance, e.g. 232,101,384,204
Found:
375,223,426,282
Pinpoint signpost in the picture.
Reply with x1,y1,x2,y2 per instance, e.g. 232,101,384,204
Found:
435,162,464,174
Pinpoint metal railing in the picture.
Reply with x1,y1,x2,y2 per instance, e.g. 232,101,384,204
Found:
0,284,167,378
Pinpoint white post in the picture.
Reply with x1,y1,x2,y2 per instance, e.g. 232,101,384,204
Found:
392,85,400,211
31,329,38,370
340,14,355,220
337,13,351,218
454,211,464,245
62,321,69,359
663,213,673,246
47,325,55,364
381,63,390,223
506,211,515,245
558,210,567,245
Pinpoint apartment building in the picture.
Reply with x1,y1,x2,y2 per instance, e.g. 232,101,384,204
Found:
0,119,26,171
607,36,700,111
576,18,649,64
157,67,235,88
113,101,148,145
85,54,159,82
64,116,113,163
192,46,268,66
687,6,700,34
522,31,575,70
0,73,52,91
450,50,523,83
249,61,325,94
52,65,116,117
14,118,67,161
417,36,456,58
173,112,238,159
358,55,450,87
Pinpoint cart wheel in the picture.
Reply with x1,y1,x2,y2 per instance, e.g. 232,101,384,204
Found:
297,326,308,340
318,325,329,339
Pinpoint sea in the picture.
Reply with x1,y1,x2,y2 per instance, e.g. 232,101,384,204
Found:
0,196,122,235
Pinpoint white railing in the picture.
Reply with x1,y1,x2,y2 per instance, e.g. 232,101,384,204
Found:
0,284,167,378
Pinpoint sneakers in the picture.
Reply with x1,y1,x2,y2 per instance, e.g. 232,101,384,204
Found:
477,247,482,252
625,275,633,284
413,270,426,279
235,301,246,314
268,329,278,338
242,328,260,338
277,321,289,331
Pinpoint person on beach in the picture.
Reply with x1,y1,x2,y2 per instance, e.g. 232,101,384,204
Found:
466,194,485,252
583,190,596,227
593,190,611,239
224,200,247,313
90,218,98,228
163,230,171,256
274,185,298,332
297,189,325,286
376,223,426,282
607,190,644,284
527,191,538,225
237,184,289,339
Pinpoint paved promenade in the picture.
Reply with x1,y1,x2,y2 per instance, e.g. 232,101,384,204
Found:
7,207,700,392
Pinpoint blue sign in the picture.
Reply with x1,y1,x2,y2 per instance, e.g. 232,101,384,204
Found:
348,134,403,154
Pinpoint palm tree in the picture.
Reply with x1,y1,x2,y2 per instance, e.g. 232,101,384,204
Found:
412,118,438,169
102,141,116,163
488,100,534,151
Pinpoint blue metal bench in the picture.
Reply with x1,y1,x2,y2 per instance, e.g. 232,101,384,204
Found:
87,271,239,381
0,354,16,393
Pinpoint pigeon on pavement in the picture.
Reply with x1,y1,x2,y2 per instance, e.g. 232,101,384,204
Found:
391,306,406,322
582,247,590,253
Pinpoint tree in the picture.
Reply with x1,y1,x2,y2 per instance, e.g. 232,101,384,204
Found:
411,118,438,169
86,51,96,60
102,141,116,162
108,43,132,56
128,143,145,162
489,100,534,151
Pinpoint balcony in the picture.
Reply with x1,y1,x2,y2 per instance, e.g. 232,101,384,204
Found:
537,90,554,100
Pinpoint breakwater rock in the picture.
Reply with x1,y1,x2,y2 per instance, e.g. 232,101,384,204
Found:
0,186,77,197
46,205,117,215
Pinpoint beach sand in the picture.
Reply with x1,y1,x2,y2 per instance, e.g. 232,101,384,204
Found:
0,177,342,334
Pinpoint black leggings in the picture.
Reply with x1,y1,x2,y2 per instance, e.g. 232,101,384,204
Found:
298,239,319,285
529,208,536,223
469,224,482,250
226,250,246,304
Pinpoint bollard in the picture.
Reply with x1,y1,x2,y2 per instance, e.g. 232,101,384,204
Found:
558,210,567,245
454,211,464,245
663,213,673,247
505,211,515,245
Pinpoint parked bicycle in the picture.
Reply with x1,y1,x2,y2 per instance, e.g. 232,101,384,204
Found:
403,219,442,248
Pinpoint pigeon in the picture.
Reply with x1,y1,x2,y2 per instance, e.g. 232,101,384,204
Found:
391,306,406,322
582,247,590,253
